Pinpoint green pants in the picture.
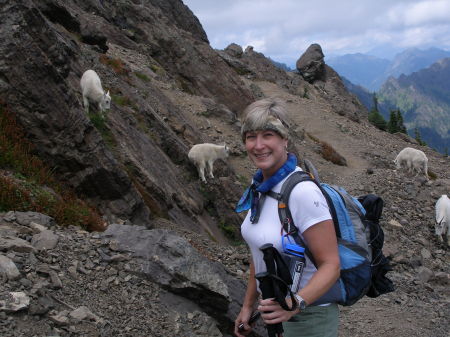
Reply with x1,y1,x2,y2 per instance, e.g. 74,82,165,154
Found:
283,303,339,337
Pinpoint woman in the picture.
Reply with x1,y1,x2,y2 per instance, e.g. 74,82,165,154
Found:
234,98,340,337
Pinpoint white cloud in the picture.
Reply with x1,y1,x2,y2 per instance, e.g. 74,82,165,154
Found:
183,0,450,66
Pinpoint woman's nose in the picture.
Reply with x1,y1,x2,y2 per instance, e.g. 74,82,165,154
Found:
254,135,265,149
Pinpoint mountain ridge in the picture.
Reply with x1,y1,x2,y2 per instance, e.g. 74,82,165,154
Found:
328,47,450,91
378,57,450,153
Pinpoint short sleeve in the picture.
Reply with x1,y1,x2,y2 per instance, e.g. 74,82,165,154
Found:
288,181,332,234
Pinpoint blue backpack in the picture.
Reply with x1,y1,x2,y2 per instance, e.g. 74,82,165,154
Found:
266,162,394,306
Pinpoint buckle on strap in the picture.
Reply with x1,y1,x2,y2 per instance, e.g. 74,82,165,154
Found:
283,217,298,235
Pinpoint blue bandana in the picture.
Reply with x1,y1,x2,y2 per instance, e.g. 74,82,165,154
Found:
235,153,297,223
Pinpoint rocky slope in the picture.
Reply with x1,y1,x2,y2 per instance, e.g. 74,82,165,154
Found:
0,0,449,336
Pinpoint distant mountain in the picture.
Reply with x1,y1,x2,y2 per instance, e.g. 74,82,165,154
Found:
328,47,450,91
341,76,374,109
386,47,450,81
269,58,292,71
341,76,391,119
327,53,390,91
378,58,450,153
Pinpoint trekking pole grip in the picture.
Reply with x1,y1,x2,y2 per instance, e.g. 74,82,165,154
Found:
255,272,284,337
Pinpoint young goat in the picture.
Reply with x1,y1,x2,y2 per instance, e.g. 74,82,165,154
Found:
188,143,229,183
394,147,428,179
435,194,450,245
80,69,111,117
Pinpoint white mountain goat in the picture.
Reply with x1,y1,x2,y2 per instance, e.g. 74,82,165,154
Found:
435,194,450,245
80,69,111,117
394,147,428,179
188,143,230,183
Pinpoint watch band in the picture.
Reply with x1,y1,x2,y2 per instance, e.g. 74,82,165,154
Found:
294,294,307,310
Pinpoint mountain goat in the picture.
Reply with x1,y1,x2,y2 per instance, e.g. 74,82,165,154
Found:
435,195,450,245
188,143,229,183
80,69,111,117
394,147,428,179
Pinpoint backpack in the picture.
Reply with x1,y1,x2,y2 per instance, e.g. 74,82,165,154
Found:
266,161,394,306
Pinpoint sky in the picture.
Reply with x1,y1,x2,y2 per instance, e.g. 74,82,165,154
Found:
182,0,450,68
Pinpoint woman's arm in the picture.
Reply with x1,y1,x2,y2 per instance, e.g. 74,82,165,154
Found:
234,261,259,336
297,218,340,304
258,219,340,324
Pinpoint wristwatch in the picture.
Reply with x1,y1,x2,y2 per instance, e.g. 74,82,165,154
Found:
294,294,307,310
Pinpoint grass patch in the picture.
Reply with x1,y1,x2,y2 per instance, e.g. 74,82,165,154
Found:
149,64,166,76
306,132,347,166
302,87,310,99
87,112,117,150
0,102,104,231
218,219,242,244
219,220,236,238
135,72,150,82
321,141,347,166
237,174,249,186
428,170,437,180
99,55,129,76
111,94,138,111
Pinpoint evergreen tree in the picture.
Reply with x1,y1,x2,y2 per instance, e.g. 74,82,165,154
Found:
395,110,407,134
387,110,398,133
414,127,427,146
372,94,378,111
387,109,407,134
368,94,387,131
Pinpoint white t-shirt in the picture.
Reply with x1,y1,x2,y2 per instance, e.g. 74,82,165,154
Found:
241,167,332,291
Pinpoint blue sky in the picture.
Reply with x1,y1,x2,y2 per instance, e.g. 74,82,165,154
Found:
183,0,450,67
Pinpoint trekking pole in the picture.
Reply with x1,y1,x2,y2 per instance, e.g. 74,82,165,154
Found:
255,272,284,337
258,243,285,337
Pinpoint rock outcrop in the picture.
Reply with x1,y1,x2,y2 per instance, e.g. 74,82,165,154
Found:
296,43,326,83
0,0,252,235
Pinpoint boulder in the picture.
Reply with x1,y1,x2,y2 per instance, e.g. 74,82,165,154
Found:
101,223,255,334
296,43,325,83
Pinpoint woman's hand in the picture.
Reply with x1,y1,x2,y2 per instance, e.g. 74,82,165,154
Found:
258,297,299,325
234,307,254,336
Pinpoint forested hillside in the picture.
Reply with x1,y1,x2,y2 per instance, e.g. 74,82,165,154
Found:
378,58,450,153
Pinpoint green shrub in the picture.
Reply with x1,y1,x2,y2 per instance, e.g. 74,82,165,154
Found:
368,109,387,131
219,221,237,240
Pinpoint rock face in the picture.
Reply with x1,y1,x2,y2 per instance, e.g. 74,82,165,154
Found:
0,0,253,233
296,43,326,83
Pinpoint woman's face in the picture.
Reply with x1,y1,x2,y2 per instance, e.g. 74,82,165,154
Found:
245,129,288,179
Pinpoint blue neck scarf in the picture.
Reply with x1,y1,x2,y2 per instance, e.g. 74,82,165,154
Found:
235,153,297,223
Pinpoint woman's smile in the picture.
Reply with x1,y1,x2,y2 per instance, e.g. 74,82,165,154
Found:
245,130,288,179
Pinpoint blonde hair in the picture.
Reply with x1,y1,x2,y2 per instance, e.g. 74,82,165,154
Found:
240,98,290,142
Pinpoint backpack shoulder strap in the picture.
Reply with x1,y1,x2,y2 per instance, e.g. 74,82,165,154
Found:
275,171,315,236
